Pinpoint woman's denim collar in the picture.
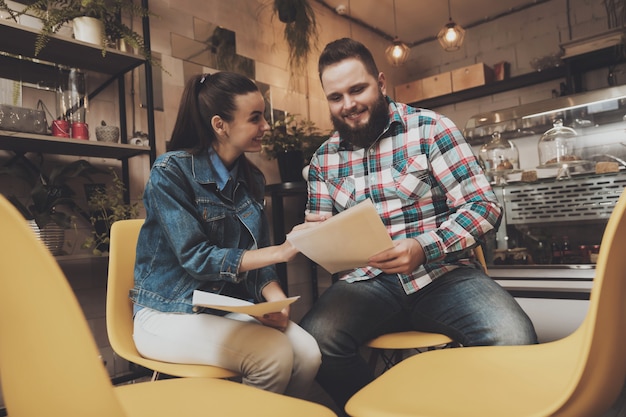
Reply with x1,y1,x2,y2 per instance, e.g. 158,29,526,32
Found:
191,149,242,191
207,147,240,191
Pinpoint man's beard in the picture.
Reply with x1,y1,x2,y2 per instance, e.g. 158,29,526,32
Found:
330,93,390,149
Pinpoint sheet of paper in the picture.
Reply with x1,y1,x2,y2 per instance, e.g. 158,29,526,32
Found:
192,290,300,316
287,199,394,273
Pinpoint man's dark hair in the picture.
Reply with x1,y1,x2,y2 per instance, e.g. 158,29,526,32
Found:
318,38,379,81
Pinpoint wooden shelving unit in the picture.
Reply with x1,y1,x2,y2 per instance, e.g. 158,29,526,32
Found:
410,66,566,109
0,16,155,199
409,46,626,109
0,129,149,159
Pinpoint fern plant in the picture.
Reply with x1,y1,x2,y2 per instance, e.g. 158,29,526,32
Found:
17,0,153,63
0,0,19,21
82,168,141,255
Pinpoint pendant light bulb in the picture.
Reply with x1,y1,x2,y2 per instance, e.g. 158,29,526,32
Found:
385,0,410,66
437,1,465,52
386,39,410,67
444,25,459,43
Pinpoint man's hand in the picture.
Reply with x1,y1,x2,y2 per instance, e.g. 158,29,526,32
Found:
304,211,331,223
368,238,426,274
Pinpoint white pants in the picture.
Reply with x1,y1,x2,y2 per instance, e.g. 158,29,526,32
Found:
133,307,321,399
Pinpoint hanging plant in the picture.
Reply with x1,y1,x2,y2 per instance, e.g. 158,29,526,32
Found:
604,0,626,28
207,26,255,78
272,0,318,76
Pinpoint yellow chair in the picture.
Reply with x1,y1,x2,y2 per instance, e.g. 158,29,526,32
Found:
366,331,455,371
366,246,487,371
0,195,336,417
107,218,238,381
346,189,626,417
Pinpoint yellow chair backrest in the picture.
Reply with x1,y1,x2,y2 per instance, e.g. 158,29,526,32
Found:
560,188,626,414
0,195,127,417
474,245,488,274
347,189,626,417
0,197,337,417
106,219,145,371
107,219,237,379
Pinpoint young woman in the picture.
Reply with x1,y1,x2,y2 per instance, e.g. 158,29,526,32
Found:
130,72,320,398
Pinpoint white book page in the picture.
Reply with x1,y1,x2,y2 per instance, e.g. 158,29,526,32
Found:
192,290,300,316
287,199,394,273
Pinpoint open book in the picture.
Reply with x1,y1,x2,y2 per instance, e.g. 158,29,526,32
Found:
287,199,394,273
192,290,300,316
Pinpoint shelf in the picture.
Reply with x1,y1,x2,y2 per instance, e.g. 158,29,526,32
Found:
0,53,61,88
409,66,567,109
0,18,145,78
409,45,626,109
0,130,150,159
55,254,109,263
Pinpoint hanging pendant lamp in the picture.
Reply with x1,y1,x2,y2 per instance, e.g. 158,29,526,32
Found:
437,0,465,51
385,0,410,66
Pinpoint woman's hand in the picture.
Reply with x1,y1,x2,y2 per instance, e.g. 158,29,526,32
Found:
257,281,290,331
256,308,290,332
277,238,299,263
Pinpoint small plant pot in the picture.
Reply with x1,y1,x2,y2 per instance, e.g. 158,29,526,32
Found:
95,125,120,143
72,16,104,46
28,220,65,256
277,150,304,183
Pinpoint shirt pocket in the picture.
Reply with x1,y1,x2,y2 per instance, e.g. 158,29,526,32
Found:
326,175,357,210
391,154,432,201
197,199,226,244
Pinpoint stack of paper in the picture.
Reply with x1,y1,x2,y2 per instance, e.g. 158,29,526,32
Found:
287,199,394,273
192,291,300,315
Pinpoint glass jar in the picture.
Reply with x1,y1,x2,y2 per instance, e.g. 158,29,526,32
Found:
537,119,579,166
479,131,520,184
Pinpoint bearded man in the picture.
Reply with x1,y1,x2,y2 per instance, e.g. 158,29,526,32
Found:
299,38,538,414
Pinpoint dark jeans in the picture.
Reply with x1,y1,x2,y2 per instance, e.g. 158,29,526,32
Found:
299,267,537,411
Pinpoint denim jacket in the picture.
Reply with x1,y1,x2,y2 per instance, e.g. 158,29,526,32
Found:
130,150,278,314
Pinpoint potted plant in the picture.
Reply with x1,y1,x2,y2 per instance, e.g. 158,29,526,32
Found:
272,0,318,77
0,0,19,21
95,120,120,142
17,0,153,63
82,167,141,255
0,156,103,254
261,114,327,182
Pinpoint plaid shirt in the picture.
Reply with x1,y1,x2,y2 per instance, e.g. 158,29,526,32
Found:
307,98,501,295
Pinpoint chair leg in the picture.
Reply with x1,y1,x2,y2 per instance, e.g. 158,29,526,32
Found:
369,348,405,373
370,343,460,375
392,350,403,364
369,349,380,370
